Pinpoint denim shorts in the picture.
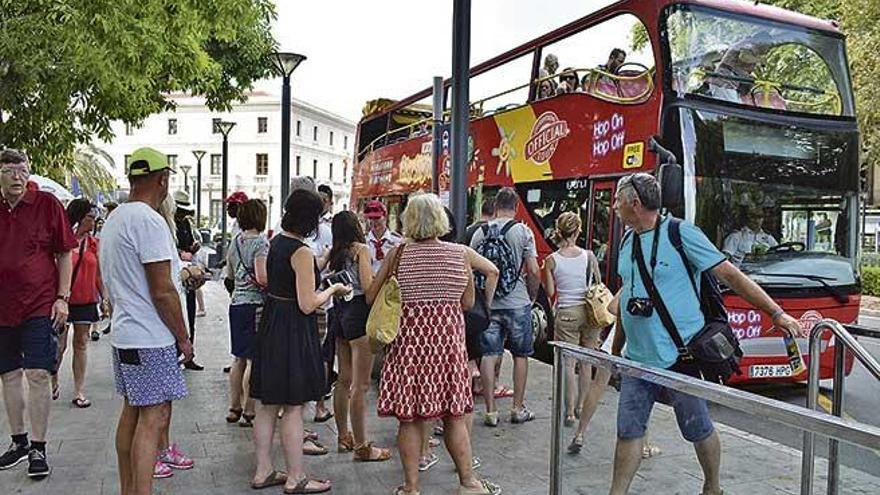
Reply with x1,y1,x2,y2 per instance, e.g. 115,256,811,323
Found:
481,305,533,357
0,318,58,374
617,374,714,443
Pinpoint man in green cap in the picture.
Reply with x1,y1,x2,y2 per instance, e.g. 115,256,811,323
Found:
99,147,194,495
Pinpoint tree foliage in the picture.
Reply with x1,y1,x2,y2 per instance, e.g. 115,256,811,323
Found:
0,0,277,181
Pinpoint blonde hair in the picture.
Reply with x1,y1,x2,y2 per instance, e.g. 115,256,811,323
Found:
158,193,178,244
552,211,581,244
401,193,449,241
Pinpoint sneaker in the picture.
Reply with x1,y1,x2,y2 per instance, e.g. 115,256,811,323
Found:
26,449,50,478
483,411,499,427
510,406,535,424
183,361,204,371
158,443,194,470
0,442,28,470
418,452,439,472
153,460,173,479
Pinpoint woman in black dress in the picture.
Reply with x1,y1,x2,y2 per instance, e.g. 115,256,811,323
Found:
250,189,350,494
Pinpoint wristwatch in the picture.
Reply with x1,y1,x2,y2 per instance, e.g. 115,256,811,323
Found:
56,294,70,303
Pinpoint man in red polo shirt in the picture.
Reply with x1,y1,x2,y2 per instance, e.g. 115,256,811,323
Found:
0,149,77,479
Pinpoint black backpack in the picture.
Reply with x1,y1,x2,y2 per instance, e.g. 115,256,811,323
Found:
474,220,520,298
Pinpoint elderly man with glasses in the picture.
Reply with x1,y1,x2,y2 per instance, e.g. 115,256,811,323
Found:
0,149,78,480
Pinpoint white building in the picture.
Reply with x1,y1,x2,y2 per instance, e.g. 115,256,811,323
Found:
99,91,356,228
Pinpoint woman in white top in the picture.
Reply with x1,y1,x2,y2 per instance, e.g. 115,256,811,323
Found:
541,212,611,454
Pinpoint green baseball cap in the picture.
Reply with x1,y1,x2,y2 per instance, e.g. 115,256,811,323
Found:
127,147,175,177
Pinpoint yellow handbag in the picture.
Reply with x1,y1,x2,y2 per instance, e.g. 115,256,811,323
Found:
366,244,405,352
584,282,616,329
583,250,616,328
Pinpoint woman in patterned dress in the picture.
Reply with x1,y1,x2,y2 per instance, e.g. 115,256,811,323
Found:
367,193,501,495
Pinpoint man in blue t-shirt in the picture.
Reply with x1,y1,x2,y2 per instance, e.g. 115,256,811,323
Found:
609,173,804,495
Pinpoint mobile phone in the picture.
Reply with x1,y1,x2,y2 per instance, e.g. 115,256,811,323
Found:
118,348,141,366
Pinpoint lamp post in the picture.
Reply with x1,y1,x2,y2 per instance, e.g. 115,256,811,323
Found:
269,51,307,204
192,150,206,226
180,164,192,194
217,121,236,259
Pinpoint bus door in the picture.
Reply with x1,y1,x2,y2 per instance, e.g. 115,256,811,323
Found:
587,181,623,290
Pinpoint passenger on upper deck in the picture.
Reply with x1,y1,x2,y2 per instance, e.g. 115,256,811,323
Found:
538,53,560,95
557,68,580,95
722,206,778,266
582,48,626,94
705,34,771,103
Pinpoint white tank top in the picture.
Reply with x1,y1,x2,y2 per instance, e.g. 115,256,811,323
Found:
551,249,590,309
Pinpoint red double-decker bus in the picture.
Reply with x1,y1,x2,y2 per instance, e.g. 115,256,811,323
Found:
350,0,860,383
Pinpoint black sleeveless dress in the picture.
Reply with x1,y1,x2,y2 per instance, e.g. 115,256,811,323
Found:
249,235,326,405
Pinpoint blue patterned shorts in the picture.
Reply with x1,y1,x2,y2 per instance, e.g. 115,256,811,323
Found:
112,345,188,407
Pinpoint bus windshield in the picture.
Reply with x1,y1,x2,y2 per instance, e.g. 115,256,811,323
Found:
664,4,855,117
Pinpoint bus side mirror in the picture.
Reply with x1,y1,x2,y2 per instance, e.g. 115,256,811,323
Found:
658,163,684,213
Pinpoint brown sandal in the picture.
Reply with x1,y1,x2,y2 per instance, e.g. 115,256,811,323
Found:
283,476,331,494
338,432,354,452
251,470,287,489
354,441,392,462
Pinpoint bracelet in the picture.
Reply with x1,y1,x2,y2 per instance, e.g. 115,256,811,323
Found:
56,294,69,303
770,308,785,321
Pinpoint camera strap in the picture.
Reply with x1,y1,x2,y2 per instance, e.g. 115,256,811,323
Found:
632,228,692,358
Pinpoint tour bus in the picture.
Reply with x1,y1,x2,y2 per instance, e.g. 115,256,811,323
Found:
350,0,860,383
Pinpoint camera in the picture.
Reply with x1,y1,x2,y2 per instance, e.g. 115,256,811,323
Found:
626,298,654,317
323,270,354,301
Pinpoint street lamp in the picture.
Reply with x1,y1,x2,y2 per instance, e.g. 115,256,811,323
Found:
269,51,307,204
180,164,192,194
192,150,206,226
217,121,236,259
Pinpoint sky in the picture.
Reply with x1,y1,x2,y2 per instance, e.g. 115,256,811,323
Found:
257,0,622,122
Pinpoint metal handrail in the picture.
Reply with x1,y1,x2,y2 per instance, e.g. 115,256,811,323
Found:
801,320,880,495
549,340,880,495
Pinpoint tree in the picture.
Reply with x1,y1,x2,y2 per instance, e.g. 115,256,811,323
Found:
71,144,117,199
0,0,277,181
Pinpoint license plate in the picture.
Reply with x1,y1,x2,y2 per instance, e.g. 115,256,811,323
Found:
749,365,793,378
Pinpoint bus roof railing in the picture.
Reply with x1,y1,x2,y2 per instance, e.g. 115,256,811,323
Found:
358,67,655,160
549,341,880,450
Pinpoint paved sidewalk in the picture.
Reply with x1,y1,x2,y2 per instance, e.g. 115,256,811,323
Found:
3,282,880,494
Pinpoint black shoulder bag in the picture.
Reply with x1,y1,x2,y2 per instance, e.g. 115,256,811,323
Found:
631,221,742,383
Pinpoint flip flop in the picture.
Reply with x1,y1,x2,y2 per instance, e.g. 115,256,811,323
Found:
72,397,91,408
251,470,287,489
303,439,328,456
313,410,333,423
283,477,331,494
494,385,514,399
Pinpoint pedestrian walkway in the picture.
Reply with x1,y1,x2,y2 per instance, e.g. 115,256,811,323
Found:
3,282,879,494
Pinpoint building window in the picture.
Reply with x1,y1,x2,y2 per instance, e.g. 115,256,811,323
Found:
313,126,318,141
258,117,268,134
168,118,178,135
329,131,334,147
344,135,348,150
296,120,301,137
125,123,134,136
256,153,269,176
168,154,178,171
295,156,301,176
312,159,318,178
210,154,222,175
212,118,221,134
210,199,223,226
343,163,348,183
329,162,334,180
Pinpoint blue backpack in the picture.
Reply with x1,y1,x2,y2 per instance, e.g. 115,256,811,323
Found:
474,220,520,298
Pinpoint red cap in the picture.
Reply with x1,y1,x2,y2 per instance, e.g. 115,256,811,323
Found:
363,200,387,219
225,191,249,204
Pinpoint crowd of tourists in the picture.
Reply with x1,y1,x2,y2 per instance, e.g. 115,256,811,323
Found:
0,146,807,495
